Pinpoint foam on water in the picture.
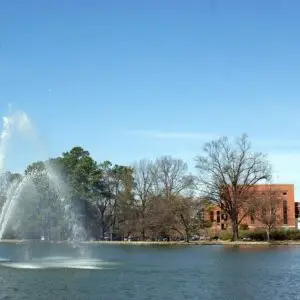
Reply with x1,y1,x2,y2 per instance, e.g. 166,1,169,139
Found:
0,257,113,270
0,257,11,262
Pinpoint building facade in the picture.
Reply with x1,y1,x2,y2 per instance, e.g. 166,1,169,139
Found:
207,184,296,235
295,202,300,229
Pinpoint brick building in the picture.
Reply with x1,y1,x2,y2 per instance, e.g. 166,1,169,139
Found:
207,184,296,235
295,202,300,229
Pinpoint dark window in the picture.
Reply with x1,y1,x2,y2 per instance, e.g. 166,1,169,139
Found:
221,223,225,230
296,204,300,218
283,200,288,224
250,208,255,224
210,211,214,222
221,213,227,221
217,211,220,223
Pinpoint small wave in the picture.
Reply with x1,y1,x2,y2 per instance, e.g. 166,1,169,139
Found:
1,263,44,269
0,257,113,270
0,257,11,262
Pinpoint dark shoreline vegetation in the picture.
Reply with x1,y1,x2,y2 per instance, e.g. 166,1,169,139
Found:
0,134,294,242
3,239,300,248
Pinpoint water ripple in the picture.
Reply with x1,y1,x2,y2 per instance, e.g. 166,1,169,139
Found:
0,257,116,270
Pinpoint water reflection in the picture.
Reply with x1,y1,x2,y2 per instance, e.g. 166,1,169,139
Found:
1,242,300,299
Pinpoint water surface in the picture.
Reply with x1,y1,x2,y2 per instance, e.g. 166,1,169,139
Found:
0,242,299,300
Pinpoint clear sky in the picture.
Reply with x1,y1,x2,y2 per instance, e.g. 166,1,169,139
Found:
1,1,300,196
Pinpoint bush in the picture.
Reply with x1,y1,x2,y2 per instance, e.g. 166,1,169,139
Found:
219,229,259,240
202,220,213,228
244,229,266,241
270,228,300,240
286,229,300,240
270,229,288,240
217,228,300,241
242,228,300,241
240,223,249,230
219,230,232,240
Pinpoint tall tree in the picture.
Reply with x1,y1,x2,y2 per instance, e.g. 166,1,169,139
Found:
252,185,282,242
195,134,271,241
110,164,135,239
174,196,202,242
133,159,154,240
60,147,99,236
61,147,97,196
152,156,195,200
24,160,67,240
88,161,134,239
146,156,196,239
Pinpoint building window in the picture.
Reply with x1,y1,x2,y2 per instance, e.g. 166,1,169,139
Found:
221,213,227,221
283,200,288,225
210,211,214,222
296,203,300,219
250,208,255,224
221,223,225,230
217,211,220,223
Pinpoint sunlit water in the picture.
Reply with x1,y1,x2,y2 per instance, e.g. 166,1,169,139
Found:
0,242,300,299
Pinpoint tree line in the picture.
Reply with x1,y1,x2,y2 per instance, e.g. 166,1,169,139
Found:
0,134,276,242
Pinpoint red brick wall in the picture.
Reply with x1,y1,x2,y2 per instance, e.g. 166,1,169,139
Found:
206,184,296,231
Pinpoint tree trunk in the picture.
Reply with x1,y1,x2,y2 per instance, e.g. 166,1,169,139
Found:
266,228,270,242
100,223,105,240
186,234,190,243
84,200,88,233
141,210,146,241
186,228,190,243
231,219,239,241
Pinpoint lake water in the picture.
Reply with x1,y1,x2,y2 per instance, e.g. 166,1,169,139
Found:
0,242,299,300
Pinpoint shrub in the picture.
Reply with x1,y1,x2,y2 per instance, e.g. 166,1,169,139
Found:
245,229,266,241
270,228,300,240
240,223,249,230
218,228,300,241
220,229,265,241
219,230,232,240
270,229,288,240
239,230,251,239
286,229,300,240
202,220,213,228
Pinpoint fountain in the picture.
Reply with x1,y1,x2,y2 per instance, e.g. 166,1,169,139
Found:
0,110,103,269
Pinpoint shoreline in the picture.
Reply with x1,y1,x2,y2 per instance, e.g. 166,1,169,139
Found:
84,240,300,246
2,239,300,246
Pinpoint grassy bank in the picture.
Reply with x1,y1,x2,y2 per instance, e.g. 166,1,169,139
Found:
2,239,300,246
85,240,300,246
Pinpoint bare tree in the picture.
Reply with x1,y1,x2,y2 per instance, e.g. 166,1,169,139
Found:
148,156,196,239
152,156,196,200
174,196,201,242
252,185,282,242
146,195,177,240
195,134,272,241
133,159,154,240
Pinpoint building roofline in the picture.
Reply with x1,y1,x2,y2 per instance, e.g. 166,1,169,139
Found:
254,183,294,186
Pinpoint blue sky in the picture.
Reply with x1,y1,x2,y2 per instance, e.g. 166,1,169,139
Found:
1,1,300,196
